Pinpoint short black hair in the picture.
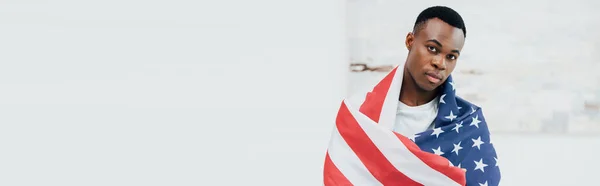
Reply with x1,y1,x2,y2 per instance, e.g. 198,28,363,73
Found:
413,6,466,38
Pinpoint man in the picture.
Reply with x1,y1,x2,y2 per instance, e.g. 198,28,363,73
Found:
324,6,500,186
395,6,501,186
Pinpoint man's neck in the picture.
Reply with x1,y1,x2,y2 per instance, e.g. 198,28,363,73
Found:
399,68,438,107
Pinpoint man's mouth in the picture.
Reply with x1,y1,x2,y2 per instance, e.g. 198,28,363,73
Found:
426,72,442,83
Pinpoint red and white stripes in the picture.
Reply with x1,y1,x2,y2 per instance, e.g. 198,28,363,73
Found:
323,65,466,186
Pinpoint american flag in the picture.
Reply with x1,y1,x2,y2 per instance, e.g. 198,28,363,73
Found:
323,65,501,186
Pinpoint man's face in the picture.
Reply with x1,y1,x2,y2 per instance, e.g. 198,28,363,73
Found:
404,18,465,92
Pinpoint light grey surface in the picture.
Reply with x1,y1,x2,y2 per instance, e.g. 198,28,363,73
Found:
0,0,348,185
492,134,600,186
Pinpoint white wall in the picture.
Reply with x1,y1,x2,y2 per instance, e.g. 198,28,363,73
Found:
0,0,347,185
494,134,600,185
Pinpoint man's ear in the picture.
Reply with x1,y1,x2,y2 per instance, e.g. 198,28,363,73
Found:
405,32,414,50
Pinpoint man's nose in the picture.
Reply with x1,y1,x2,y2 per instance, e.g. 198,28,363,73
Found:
431,55,447,70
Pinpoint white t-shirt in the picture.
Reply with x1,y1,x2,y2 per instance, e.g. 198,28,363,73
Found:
393,96,439,137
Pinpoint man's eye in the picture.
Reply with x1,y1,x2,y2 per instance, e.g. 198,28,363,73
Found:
447,55,456,60
427,46,437,52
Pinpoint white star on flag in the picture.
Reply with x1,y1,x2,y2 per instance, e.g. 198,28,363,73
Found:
457,106,462,110
479,181,488,186
449,81,456,91
432,146,444,156
470,114,481,128
452,141,463,155
452,121,463,133
472,136,484,150
431,127,444,138
474,158,488,173
494,157,499,167
471,106,477,114
445,110,457,121
440,94,446,104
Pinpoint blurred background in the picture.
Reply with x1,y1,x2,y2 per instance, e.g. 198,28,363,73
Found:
347,1,600,185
